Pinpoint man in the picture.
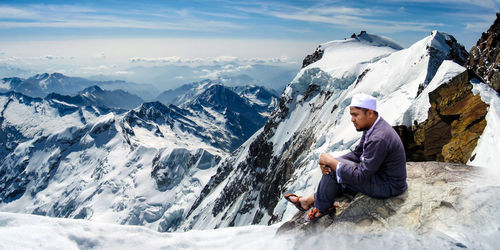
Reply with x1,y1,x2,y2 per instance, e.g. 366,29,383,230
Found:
285,93,407,221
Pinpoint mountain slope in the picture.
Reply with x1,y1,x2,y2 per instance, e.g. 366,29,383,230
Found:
0,76,282,231
0,91,228,232
180,31,484,230
156,80,278,151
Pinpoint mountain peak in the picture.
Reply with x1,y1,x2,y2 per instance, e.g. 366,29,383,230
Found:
350,31,403,50
81,85,104,94
425,30,468,67
50,72,65,78
34,73,49,80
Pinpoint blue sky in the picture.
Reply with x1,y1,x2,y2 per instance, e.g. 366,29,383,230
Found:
0,0,497,88
0,0,496,48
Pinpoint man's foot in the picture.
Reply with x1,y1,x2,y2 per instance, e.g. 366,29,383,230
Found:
306,206,337,222
284,194,311,211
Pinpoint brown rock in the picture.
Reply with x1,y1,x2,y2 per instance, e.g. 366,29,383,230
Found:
396,70,488,164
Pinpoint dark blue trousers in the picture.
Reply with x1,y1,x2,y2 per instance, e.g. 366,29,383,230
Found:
313,171,344,212
313,169,394,212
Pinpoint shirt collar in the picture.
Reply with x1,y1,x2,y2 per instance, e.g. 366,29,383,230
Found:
365,116,381,138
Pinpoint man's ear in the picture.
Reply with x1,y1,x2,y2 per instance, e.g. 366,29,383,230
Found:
368,109,376,118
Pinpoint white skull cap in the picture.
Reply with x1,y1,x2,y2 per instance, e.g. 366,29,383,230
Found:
350,93,377,112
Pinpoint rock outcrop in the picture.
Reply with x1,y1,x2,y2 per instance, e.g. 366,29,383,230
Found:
467,13,500,93
277,161,476,236
395,69,488,163
302,46,324,68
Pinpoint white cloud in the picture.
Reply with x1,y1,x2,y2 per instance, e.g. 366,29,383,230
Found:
129,56,294,66
393,0,499,10
0,4,243,32
236,3,443,33
465,22,492,31
93,53,107,60
0,6,39,19
43,55,64,60
199,64,255,79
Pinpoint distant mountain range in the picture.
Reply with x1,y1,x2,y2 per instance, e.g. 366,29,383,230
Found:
0,73,159,101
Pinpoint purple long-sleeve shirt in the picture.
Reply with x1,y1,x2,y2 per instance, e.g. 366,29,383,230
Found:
337,117,407,197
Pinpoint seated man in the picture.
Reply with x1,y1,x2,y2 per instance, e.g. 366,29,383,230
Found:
285,93,407,221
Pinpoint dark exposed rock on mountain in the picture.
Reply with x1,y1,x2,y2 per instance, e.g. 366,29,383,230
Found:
277,162,476,237
467,13,500,93
152,148,221,191
395,70,488,163
186,86,314,227
418,31,469,97
302,46,324,68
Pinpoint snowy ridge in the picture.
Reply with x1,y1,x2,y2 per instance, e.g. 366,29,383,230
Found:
0,72,281,231
0,91,226,232
180,31,487,230
156,80,278,151
353,31,403,50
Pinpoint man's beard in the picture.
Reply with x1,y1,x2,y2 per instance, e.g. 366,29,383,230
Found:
356,125,370,131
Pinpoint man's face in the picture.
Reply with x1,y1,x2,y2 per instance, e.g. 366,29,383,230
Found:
349,107,371,131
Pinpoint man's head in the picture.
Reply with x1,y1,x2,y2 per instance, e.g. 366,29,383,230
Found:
349,94,378,131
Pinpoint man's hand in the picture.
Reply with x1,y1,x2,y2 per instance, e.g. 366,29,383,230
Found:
320,164,332,175
319,153,339,174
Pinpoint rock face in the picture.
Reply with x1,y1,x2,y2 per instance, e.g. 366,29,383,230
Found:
277,162,476,236
467,13,500,93
395,69,488,163
302,46,324,68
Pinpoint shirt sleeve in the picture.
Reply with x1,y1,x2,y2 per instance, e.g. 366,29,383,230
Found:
337,136,388,185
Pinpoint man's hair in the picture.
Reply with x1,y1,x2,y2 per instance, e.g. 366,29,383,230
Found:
358,107,379,116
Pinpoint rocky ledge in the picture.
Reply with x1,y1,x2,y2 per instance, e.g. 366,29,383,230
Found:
277,162,477,236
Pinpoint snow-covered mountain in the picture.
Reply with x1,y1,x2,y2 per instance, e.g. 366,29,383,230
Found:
179,30,499,230
0,91,226,230
78,85,144,110
232,84,279,117
0,73,159,101
155,79,278,115
0,74,280,231
155,80,278,150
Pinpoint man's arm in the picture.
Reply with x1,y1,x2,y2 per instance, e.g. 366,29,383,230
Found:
337,136,388,185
